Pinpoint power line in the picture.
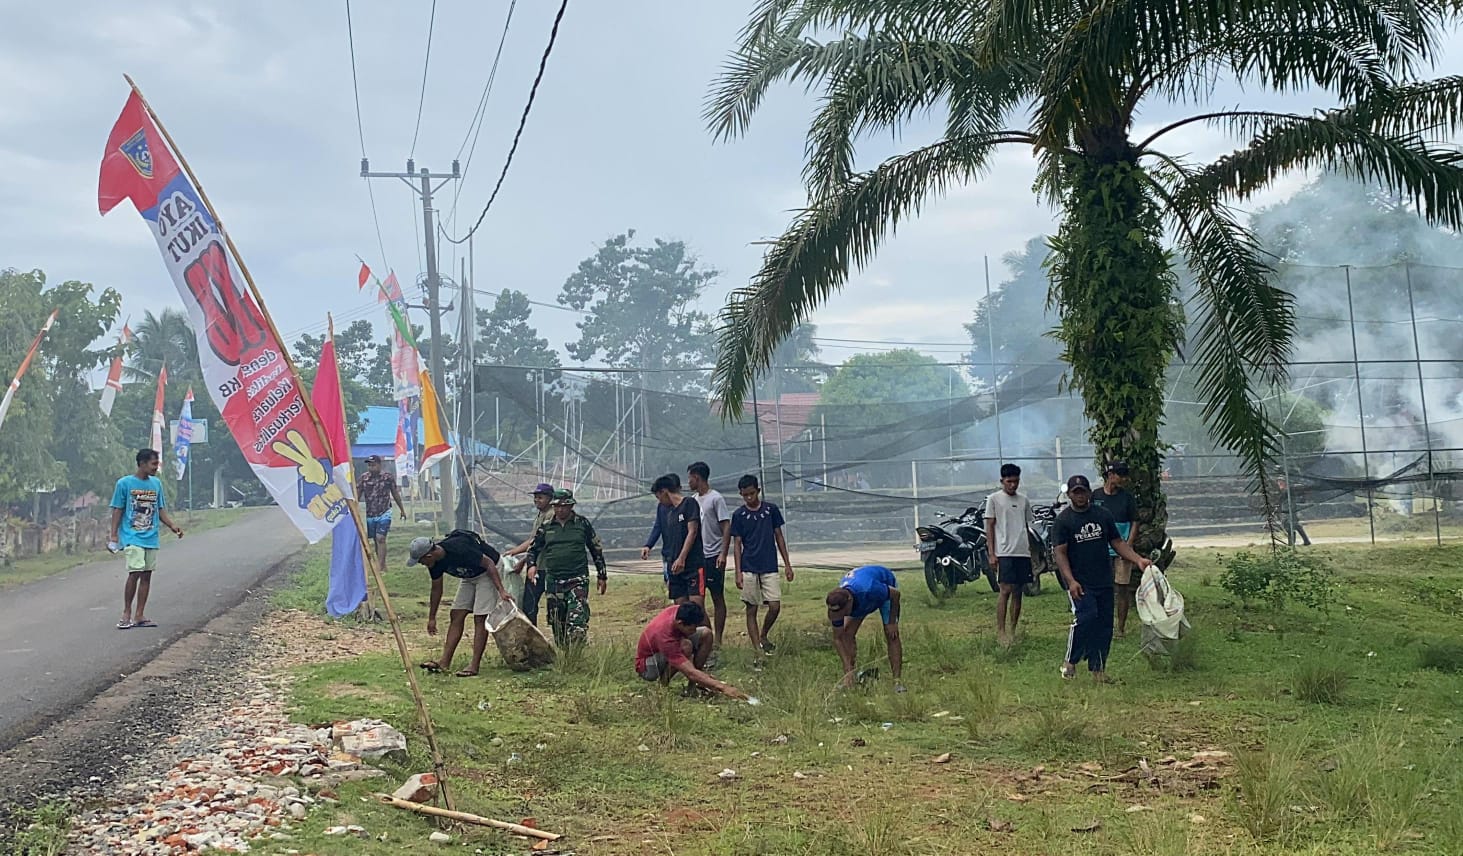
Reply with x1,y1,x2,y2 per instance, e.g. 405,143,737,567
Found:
444,0,570,246
344,0,389,271
408,0,438,160
450,0,517,209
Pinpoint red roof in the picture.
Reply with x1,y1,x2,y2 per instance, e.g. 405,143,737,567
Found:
751,393,821,446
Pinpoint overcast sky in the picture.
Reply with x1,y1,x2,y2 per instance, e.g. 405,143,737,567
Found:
3,2,1459,371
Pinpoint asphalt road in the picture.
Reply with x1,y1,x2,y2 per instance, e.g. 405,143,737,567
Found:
0,509,304,750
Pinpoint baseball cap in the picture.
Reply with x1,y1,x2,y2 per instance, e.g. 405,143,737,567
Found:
406,536,434,566
1104,461,1129,476
365,454,383,463
532,483,554,495
550,489,576,506
1066,474,1092,492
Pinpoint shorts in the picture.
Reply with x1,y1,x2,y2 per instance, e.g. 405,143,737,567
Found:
998,556,1033,586
667,568,704,601
739,571,782,608
450,574,499,615
698,554,725,596
123,545,158,572
1112,556,1138,586
365,512,392,540
638,627,710,680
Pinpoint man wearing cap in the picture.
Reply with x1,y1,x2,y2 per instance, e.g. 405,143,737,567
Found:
825,564,904,693
1090,462,1141,638
504,483,556,626
409,530,512,677
525,490,608,647
356,454,406,569
1051,475,1152,682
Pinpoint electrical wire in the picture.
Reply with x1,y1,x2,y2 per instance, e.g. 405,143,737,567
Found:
448,0,517,225
344,0,389,271
444,0,570,245
408,0,438,160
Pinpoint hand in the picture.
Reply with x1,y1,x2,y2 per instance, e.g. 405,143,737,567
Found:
785,565,795,582
723,685,749,701
426,618,438,636
597,577,607,596
526,566,538,584
716,554,727,570
1136,557,1152,571
171,526,184,539
640,547,650,561
735,572,744,590
988,553,999,569
1068,581,1085,600
500,590,514,603
671,557,685,573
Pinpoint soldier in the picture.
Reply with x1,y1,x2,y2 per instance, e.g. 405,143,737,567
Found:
525,489,608,646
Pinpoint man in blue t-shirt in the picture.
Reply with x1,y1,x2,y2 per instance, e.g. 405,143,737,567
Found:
729,474,793,658
109,448,184,629
826,564,903,692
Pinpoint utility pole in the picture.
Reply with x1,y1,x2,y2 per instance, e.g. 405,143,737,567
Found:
361,157,459,524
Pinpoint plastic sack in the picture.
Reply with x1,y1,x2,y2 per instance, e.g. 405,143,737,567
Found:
1136,564,1191,655
479,559,555,671
498,553,526,605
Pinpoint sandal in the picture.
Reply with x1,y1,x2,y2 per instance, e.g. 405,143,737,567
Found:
116,620,133,630
132,619,157,628
454,668,478,678
418,661,443,674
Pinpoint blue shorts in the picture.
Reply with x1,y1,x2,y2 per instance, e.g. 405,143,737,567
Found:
366,512,392,540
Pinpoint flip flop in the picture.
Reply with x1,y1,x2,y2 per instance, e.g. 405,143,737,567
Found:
453,669,478,678
116,620,133,630
418,661,443,674
132,620,157,628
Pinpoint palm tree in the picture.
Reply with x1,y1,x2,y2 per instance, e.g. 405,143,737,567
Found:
706,1,1463,556
124,308,199,384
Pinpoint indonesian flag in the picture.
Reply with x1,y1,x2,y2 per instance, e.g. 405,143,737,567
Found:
100,87,346,544
0,308,59,434
310,330,367,617
418,369,454,471
150,363,168,473
99,322,132,417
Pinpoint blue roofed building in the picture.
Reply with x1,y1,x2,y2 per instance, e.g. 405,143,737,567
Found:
350,405,509,463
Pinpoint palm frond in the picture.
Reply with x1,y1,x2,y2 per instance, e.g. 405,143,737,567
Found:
713,133,1027,415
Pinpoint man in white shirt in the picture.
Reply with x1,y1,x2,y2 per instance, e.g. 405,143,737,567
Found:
688,461,732,657
985,463,1034,647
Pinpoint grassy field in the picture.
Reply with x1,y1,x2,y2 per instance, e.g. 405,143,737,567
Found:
0,506,256,591
264,542,1463,855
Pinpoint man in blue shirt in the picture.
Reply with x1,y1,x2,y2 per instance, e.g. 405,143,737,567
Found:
109,448,184,629
730,474,793,657
825,564,903,692
640,473,680,584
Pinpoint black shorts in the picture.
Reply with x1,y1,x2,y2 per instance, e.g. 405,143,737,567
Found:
998,556,1034,586
699,555,725,596
667,568,704,601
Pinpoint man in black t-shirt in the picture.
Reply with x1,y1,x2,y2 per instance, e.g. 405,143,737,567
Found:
652,474,703,606
1052,475,1151,683
1090,462,1141,638
408,531,510,677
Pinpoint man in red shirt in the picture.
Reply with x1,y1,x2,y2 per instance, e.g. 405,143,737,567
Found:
635,602,749,699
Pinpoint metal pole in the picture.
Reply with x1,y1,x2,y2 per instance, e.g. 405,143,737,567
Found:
1404,264,1442,546
1055,436,1064,484
455,256,472,529
912,459,920,529
821,413,828,486
985,255,1004,460
1343,266,1376,545
419,167,453,523
1282,436,1297,546
750,374,767,490
772,370,787,500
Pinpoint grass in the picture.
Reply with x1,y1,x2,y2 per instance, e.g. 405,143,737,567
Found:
257,540,1463,855
0,506,255,590
5,801,71,856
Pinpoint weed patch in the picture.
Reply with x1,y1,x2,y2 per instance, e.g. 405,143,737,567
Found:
1292,659,1349,704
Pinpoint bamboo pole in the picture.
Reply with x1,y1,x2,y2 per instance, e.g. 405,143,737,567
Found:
123,76,456,811
326,314,378,622
374,795,562,841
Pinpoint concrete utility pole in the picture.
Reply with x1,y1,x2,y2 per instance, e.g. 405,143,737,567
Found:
361,157,460,524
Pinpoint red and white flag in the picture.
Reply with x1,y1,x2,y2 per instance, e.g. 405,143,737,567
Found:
0,308,59,434
99,322,132,417
150,363,168,472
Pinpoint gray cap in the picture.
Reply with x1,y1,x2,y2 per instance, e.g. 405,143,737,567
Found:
406,536,434,566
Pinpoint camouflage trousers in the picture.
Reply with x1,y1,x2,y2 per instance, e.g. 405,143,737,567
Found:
545,576,590,647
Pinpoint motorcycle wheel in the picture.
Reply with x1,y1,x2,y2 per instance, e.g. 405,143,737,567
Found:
1023,576,1042,597
924,554,955,599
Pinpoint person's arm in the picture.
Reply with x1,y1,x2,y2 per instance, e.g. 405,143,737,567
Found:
887,587,901,624
674,659,747,700
1112,537,1152,570
1053,542,1083,600
641,514,662,560
524,527,546,577
158,508,184,538
732,536,745,590
717,517,732,569
584,519,609,595
985,514,998,567
390,480,406,517
481,554,512,602
1127,497,1140,545
427,575,444,635
832,622,858,683
505,535,533,557
109,506,123,543
773,527,794,581
673,518,698,572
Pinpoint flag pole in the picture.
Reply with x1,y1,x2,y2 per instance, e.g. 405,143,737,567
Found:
123,75,455,811
327,314,379,624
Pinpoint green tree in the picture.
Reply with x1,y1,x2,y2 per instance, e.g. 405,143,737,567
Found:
559,231,717,393
475,289,561,452
705,1,1463,556
293,319,387,437
0,268,127,512
761,323,825,396
965,237,1063,376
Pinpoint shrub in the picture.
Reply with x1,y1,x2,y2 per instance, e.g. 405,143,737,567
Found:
1219,549,1336,610
1230,739,1306,843
1292,660,1349,705
1417,639,1463,673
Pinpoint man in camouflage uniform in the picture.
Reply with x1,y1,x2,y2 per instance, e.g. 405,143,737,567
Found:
525,489,607,646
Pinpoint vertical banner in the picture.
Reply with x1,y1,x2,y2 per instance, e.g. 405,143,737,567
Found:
395,400,418,481
99,322,132,417
310,332,367,617
173,387,194,479
99,89,346,543
418,369,454,471
358,264,422,401
0,308,59,434
151,363,168,471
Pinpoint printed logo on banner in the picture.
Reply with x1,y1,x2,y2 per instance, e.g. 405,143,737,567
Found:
120,129,153,178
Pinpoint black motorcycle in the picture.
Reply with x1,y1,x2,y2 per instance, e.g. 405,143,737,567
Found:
1024,500,1063,596
915,504,996,598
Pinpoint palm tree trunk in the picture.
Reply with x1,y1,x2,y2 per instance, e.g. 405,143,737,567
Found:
1049,157,1184,560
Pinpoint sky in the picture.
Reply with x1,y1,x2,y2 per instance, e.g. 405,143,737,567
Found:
2,1,1460,372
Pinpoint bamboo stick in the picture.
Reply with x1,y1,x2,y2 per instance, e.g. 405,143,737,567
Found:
374,794,562,841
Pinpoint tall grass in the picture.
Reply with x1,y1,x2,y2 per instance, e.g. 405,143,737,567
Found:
1229,735,1307,843
1292,660,1349,704
1310,721,1447,850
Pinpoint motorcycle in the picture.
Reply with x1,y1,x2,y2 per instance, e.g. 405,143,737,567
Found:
1024,499,1062,596
914,503,995,598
